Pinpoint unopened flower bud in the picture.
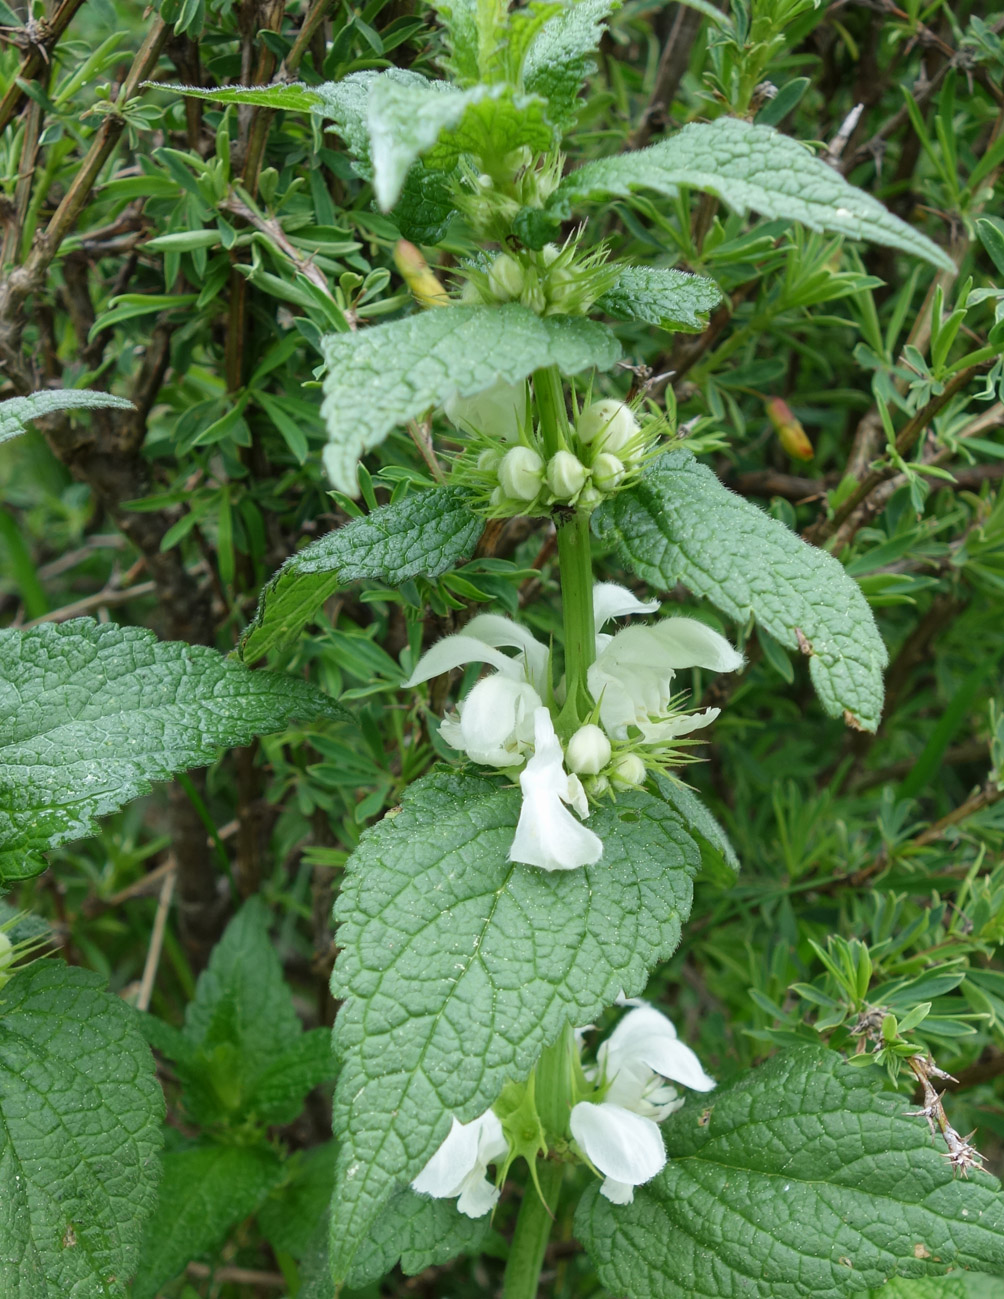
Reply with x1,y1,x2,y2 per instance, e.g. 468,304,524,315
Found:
519,278,547,314
587,773,610,796
566,724,612,776
445,379,528,441
610,753,647,789
499,446,545,502
591,452,625,492
577,484,603,512
488,253,525,301
577,399,639,457
540,243,562,268
489,486,505,508
546,450,588,501
478,449,502,472
461,279,486,304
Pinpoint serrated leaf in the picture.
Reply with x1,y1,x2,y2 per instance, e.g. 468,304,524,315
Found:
240,486,482,662
593,450,888,730
0,389,134,446
543,118,954,271
321,304,620,495
596,266,723,332
0,620,345,881
0,963,164,1299
131,1142,282,1299
523,0,619,131
576,1047,1004,1299
347,1187,492,1288
428,0,480,84
395,163,459,243
655,776,739,875
165,899,329,1126
328,769,702,1281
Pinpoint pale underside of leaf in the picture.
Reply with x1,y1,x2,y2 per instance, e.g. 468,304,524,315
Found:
593,450,888,730
328,769,701,1280
546,118,954,271
240,486,482,662
0,619,344,877
576,1047,1004,1299
0,963,164,1299
320,304,620,495
0,390,134,446
596,266,723,332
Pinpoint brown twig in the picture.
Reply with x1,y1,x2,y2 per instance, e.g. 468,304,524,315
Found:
0,0,88,134
628,2,706,151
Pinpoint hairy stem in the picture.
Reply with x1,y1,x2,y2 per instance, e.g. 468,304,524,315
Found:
532,366,595,732
501,1160,564,1299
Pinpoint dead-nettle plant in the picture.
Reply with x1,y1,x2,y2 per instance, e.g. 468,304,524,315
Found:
2,2,1004,1297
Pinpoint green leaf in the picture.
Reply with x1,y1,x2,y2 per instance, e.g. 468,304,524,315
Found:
395,163,460,243
542,118,954,271
155,80,322,113
132,1142,282,1299
523,0,619,131
363,74,554,209
596,266,723,332
655,776,739,875
258,1143,336,1259
976,217,1004,280
576,1047,1004,1299
346,1187,492,1288
0,389,134,446
321,304,620,494
865,1276,1004,1298
0,620,345,881
240,486,482,662
0,963,163,1298
329,769,702,1281
428,0,480,84
157,899,332,1127
593,450,888,730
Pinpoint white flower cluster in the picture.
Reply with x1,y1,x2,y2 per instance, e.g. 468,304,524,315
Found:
406,583,742,872
445,387,651,514
410,1004,713,1217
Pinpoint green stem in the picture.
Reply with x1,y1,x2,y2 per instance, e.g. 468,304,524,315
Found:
501,1160,564,1299
532,366,596,735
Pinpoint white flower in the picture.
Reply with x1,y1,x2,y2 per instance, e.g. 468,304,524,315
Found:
546,450,588,501
406,615,550,768
509,708,603,871
444,378,528,442
587,584,743,743
570,1006,715,1204
411,1110,509,1218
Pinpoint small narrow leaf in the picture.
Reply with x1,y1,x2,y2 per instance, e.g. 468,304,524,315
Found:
576,1047,1004,1299
596,266,723,332
153,80,322,112
0,389,134,446
541,118,954,270
0,620,345,879
594,450,888,730
320,304,620,494
240,487,483,662
329,769,702,1281
0,963,164,1298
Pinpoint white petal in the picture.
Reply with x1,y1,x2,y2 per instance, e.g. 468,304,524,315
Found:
570,1101,666,1187
566,773,590,819
456,1174,501,1218
462,614,549,694
605,1007,715,1093
599,1177,635,1204
592,582,660,633
457,676,543,767
411,1116,483,1199
406,634,525,687
650,619,744,673
509,709,603,871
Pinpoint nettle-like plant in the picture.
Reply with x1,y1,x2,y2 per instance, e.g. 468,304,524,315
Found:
2,1,1004,1297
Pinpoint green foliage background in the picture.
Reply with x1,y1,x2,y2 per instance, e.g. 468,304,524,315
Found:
1,0,1003,1295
